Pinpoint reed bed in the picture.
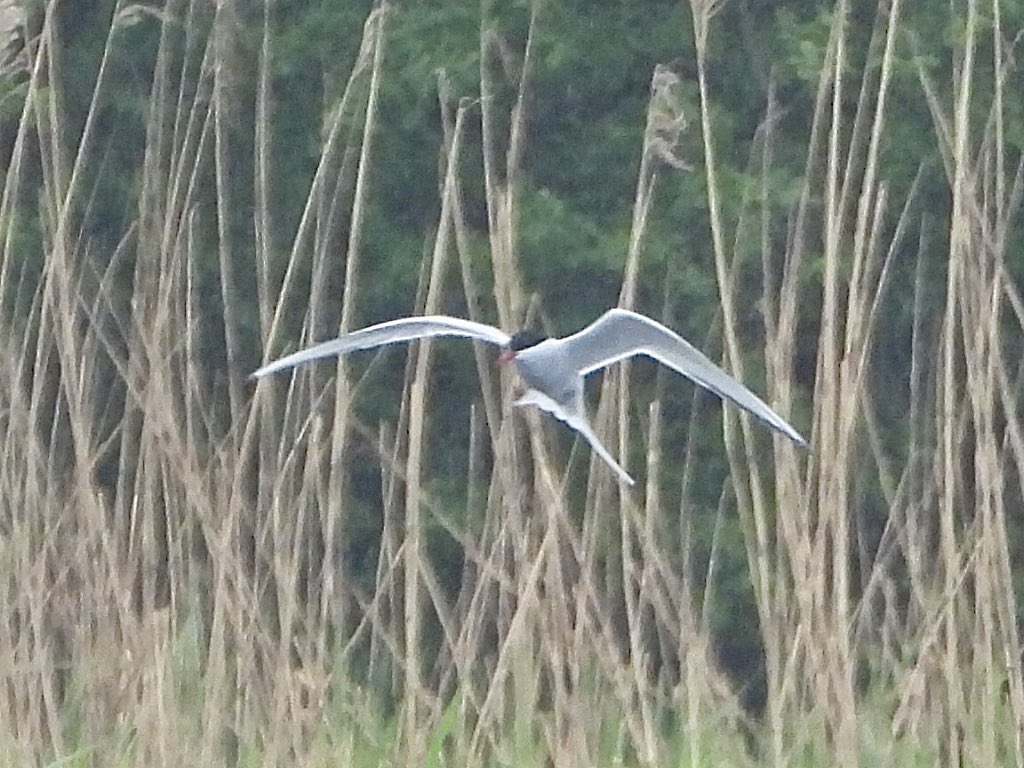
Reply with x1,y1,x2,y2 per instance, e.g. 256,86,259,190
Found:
0,1,1021,766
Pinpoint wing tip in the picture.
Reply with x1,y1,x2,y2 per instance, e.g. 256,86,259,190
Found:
780,426,809,450
249,360,280,380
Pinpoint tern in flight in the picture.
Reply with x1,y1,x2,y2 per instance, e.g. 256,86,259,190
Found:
251,309,806,485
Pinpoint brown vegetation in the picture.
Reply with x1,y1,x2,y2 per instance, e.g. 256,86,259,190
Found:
0,1,1022,766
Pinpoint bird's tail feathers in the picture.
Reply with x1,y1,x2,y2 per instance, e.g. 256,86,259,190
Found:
514,389,635,486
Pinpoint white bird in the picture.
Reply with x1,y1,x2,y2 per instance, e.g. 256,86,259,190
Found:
251,309,807,485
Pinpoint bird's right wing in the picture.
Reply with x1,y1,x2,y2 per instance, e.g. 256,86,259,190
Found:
562,308,807,447
252,315,511,378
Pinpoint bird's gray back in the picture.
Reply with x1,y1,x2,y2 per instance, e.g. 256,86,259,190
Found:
514,339,583,410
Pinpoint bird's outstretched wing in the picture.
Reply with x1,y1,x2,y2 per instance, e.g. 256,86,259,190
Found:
560,308,807,447
252,315,511,379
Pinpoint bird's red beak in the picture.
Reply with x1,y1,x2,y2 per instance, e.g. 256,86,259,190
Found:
498,349,515,364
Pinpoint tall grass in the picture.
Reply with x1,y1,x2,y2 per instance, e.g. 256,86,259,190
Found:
0,0,1022,766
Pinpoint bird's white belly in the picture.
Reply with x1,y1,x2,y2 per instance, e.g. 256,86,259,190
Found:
514,339,581,406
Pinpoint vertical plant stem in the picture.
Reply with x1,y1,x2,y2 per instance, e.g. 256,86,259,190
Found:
325,1,388,647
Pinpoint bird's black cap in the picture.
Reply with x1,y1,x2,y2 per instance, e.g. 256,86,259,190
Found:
508,329,546,352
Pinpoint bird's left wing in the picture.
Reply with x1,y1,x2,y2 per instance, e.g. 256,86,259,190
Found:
562,308,807,447
252,315,510,379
